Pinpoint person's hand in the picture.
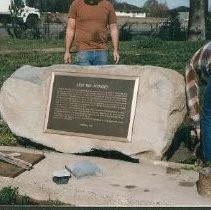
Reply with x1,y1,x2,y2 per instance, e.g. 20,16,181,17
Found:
64,52,72,64
113,50,120,64
195,128,201,141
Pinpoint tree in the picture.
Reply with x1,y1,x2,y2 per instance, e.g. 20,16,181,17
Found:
188,0,208,41
207,12,211,39
25,0,37,7
7,0,26,38
25,0,140,13
25,0,73,13
143,0,169,17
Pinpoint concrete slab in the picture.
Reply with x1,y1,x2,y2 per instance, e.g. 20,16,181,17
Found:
0,146,211,207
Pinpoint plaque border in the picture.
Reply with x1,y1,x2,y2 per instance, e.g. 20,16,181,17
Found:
44,71,139,143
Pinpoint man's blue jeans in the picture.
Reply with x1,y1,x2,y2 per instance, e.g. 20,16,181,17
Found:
201,76,211,161
76,50,108,66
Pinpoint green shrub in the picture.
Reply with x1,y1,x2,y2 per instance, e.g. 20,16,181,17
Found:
119,22,133,41
0,186,66,205
159,11,187,41
0,187,19,205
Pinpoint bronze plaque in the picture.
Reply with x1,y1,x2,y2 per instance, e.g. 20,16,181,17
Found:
44,72,139,142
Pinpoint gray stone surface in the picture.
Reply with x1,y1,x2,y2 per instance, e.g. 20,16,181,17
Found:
0,65,186,158
0,146,211,207
65,160,102,178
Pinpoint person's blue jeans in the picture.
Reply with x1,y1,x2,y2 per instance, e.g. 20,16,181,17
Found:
201,76,211,161
76,50,108,66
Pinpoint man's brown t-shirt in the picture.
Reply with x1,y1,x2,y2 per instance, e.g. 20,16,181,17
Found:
68,0,117,51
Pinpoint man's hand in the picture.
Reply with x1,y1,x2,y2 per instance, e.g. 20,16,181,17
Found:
64,18,75,64
64,52,72,64
195,128,201,141
113,50,120,64
110,23,119,64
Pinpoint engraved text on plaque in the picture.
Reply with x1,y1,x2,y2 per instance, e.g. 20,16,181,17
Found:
44,72,139,142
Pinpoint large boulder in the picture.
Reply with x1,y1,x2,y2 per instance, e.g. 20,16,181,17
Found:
0,65,186,159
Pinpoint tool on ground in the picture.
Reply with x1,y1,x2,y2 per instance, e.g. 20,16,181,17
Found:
0,151,33,170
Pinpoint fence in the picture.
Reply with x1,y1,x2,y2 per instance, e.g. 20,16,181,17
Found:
0,23,65,39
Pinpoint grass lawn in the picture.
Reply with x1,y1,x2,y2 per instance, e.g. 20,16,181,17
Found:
0,37,64,51
0,37,206,147
0,37,206,88
118,39,205,73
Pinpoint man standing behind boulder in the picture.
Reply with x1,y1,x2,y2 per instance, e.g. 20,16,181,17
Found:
185,42,211,164
64,0,119,65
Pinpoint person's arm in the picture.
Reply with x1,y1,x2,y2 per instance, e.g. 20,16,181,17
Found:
109,23,119,64
185,49,201,140
64,18,76,64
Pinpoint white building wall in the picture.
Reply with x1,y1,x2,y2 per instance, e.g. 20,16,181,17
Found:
0,0,26,13
116,11,146,18
0,0,11,13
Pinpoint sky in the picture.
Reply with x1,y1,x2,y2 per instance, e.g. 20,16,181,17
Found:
124,0,211,9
